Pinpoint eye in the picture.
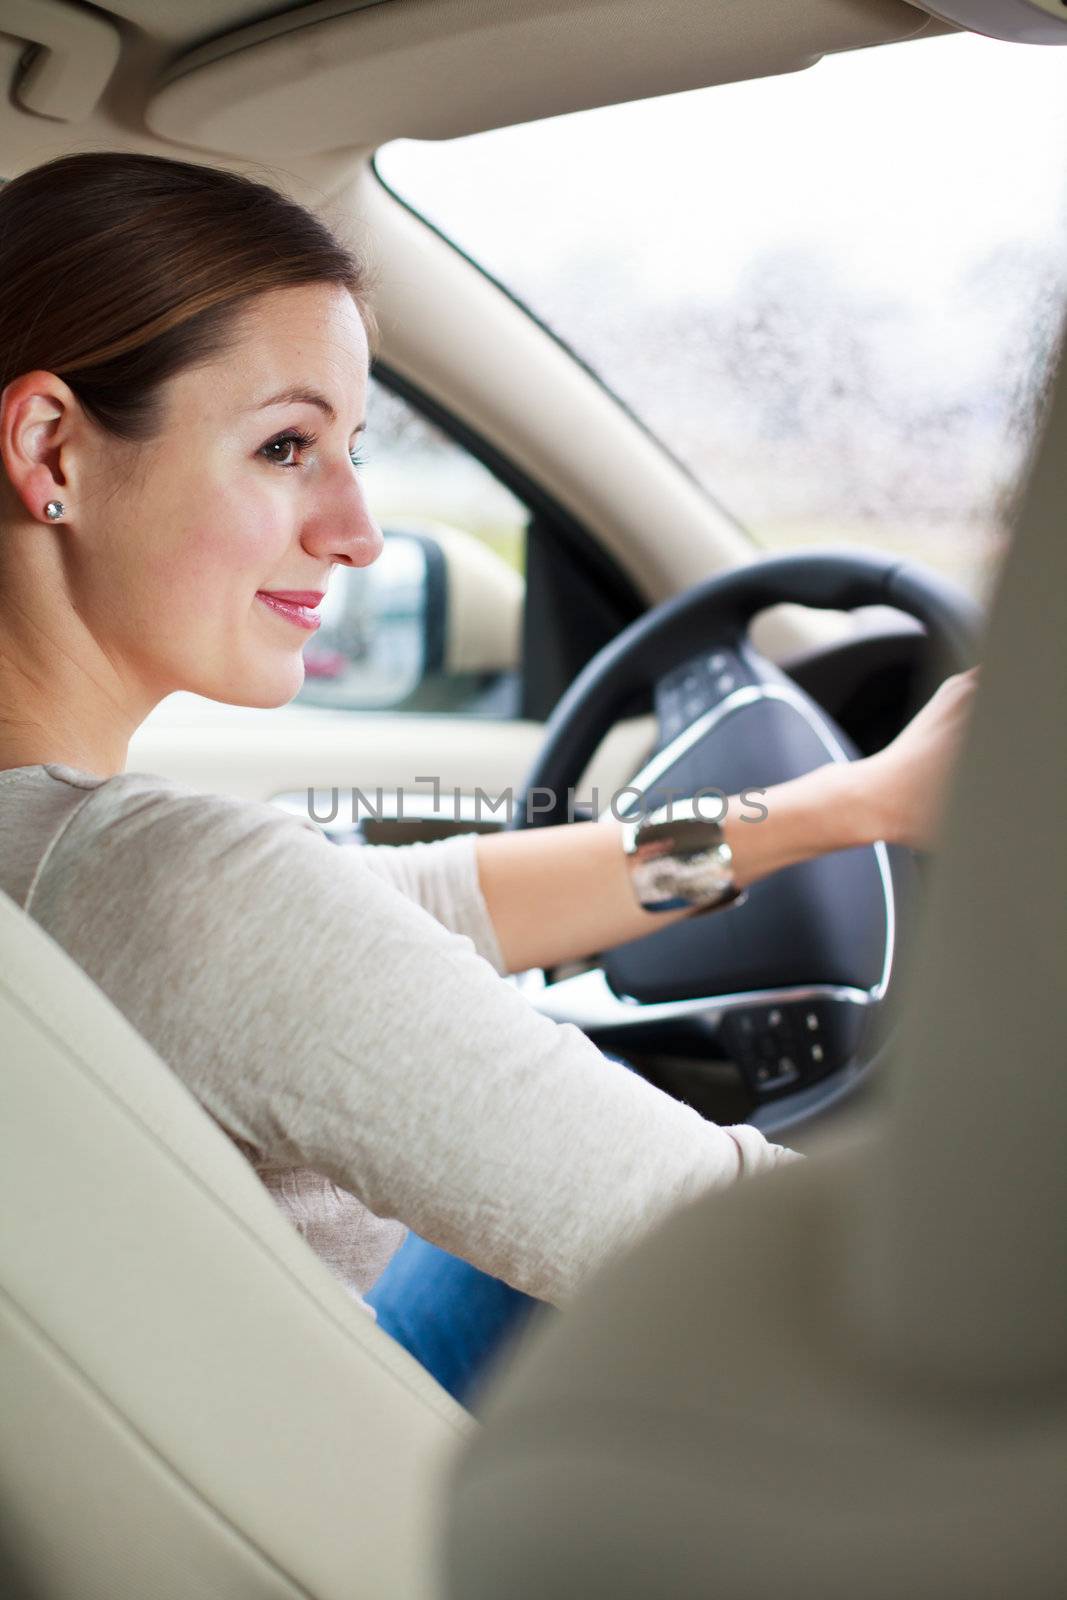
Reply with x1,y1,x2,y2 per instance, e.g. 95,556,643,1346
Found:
349,450,367,469
260,429,316,468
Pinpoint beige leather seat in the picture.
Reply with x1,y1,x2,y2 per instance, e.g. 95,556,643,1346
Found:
0,887,472,1600
444,334,1067,1594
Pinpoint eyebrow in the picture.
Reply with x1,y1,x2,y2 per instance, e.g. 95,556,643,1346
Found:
251,386,366,432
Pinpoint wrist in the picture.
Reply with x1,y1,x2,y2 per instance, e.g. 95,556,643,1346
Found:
834,756,891,847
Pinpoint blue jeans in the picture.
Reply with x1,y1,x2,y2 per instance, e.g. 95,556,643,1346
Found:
366,1051,636,1407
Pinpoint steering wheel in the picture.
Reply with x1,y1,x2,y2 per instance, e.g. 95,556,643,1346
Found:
510,549,982,1135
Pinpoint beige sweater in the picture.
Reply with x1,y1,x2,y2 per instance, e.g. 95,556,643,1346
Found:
0,763,799,1310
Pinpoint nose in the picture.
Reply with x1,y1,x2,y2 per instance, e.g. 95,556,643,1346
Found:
299,465,384,570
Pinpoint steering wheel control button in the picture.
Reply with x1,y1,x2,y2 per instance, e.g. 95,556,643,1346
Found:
654,647,752,748
753,1056,799,1090
720,1000,858,1098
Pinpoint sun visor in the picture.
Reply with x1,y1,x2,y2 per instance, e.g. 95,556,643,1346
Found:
144,0,949,159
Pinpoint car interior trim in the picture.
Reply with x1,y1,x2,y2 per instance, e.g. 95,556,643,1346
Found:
524,963,875,1027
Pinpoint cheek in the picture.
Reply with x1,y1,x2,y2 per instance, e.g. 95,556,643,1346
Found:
177,492,290,599
102,459,295,652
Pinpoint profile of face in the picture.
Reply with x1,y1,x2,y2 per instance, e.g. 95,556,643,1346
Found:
5,282,383,715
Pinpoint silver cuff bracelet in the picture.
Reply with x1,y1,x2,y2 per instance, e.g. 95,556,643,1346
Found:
621,797,746,916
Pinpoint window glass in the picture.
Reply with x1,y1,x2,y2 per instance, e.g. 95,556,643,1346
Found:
378,32,1067,601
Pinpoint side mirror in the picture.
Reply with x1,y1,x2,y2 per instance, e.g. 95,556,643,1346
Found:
298,523,523,712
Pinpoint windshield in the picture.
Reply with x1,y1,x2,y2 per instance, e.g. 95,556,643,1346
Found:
377,31,1067,601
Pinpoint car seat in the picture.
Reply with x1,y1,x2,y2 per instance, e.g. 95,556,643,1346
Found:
0,885,472,1600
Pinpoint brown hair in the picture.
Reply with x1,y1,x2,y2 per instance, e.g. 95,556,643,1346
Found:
0,151,374,443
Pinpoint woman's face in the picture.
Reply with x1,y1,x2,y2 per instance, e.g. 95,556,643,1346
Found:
75,282,383,711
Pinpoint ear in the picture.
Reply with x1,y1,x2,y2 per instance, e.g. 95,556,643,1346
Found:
0,370,81,524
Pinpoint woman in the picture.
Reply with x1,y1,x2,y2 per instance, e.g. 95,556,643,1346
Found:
0,153,974,1405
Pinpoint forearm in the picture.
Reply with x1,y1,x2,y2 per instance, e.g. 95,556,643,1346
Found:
475,758,883,975
723,756,880,886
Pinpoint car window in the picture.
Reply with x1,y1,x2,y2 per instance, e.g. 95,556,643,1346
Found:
294,374,528,717
377,31,1067,602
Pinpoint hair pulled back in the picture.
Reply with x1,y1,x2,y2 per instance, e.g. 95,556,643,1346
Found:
0,152,373,443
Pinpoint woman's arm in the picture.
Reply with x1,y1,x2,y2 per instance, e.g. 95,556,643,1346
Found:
31,772,797,1307
476,668,978,976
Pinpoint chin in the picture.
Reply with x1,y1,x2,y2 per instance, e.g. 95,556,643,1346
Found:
245,674,304,709
197,658,305,710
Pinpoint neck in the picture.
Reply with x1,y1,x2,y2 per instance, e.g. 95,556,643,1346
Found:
0,523,159,779
0,732,131,780
0,676,136,777
0,620,148,783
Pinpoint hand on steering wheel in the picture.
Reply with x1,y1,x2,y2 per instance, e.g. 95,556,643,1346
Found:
863,666,980,851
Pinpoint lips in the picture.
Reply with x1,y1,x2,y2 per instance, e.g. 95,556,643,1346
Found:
255,590,324,632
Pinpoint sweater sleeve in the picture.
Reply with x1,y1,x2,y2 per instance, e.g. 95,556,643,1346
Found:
30,775,801,1307
353,833,509,976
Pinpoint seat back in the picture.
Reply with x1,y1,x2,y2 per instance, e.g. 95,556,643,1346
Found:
0,889,470,1600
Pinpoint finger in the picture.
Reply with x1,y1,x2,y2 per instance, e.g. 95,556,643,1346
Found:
942,667,979,698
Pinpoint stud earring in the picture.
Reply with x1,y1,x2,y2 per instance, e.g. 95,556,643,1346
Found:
44,500,65,521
